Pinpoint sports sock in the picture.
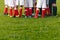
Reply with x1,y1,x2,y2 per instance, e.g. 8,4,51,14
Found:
4,6,8,15
14,7,19,17
42,8,46,18
29,8,32,16
25,8,29,17
34,8,39,18
9,7,13,17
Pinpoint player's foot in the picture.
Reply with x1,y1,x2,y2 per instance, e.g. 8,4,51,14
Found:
8,14,9,16
56,15,58,16
34,16,38,18
29,16,32,18
16,15,19,17
32,13,35,16
19,15,22,17
10,16,13,17
25,16,28,18
13,16,16,18
4,13,8,15
38,14,41,17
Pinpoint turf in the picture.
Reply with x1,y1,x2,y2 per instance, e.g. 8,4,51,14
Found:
0,0,60,40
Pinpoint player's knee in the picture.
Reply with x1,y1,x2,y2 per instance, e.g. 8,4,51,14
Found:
16,6,18,8
52,3,56,7
20,5,23,7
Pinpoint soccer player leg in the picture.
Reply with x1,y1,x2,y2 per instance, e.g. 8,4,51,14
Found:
4,0,8,15
52,0,57,16
49,0,52,15
14,0,19,17
29,0,33,17
46,0,50,16
19,0,24,17
42,0,46,18
8,0,14,17
34,0,41,18
24,0,29,18
32,0,36,15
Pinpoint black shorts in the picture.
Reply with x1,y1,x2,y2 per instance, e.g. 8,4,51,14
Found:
52,0,56,3
49,0,56,4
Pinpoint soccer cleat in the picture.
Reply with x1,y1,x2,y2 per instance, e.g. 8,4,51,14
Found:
8,14,9,16
4,13,8,15
29,16,32,18
16,15,19,17
38,14,41,17
25,16,28,18
10,16,13,17
34,16,38,18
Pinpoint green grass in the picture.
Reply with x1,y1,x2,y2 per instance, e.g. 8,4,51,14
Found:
0,0,60,40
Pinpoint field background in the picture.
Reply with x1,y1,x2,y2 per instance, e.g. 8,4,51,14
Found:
0,0,60,40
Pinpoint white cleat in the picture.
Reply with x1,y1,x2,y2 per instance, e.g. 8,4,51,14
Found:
25,16,28,18
10,16,13,17
16,15,19,17
29,16,32,18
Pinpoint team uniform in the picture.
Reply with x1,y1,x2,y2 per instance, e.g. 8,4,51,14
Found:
8,0,14,7
24,0,33,18
34,0,47,18
4,0,9,15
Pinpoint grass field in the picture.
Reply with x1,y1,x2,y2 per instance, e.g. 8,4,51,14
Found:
0,0,60,40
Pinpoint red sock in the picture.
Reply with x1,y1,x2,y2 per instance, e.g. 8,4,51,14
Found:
34,8,39,18
9,7,13,16
29,8,32,16
19,7,22,17
14,7,19,16
4,6,8,14
42,9,46,18
25,8,29,16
